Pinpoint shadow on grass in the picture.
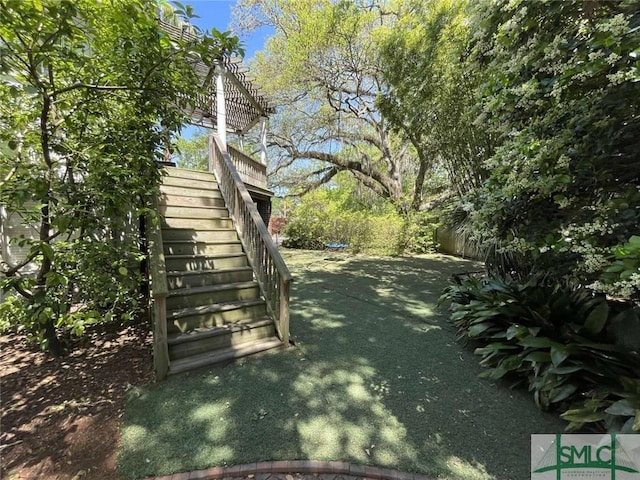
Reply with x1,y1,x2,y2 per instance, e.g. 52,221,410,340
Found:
119,250,563,480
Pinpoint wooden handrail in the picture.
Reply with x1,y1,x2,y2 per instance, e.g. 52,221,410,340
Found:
227,145,268,191
148,195,169,380
211,135,292,345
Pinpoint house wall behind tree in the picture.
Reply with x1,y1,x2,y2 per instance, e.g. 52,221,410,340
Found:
0,205,141,302
0,208,39,301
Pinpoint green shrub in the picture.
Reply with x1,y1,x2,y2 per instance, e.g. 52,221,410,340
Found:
0,238,145,351
0,295,26,334
440,274,640,432
282,187,410,254
281,216,325,250
398,211,439,254
281,186,439,255
592,235,640,302
366,214,405,256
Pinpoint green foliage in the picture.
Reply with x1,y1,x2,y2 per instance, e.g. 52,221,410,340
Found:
561,378,640,434
456,0,640,297
282,180,441,255
282,184,406,255
440,274,640,432
174,129,209,170
0,0,243,353
378,0,490,198
0,295,26,334
593,235,640,301
397,211,439,254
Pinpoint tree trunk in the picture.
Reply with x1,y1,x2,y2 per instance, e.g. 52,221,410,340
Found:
44,317,64,356
411,153,430,211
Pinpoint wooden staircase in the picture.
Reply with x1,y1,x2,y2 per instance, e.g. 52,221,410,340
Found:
157,167,283,375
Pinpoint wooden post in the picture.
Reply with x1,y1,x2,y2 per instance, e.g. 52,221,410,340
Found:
259,116,268,165
153,296,169,380
208,133,215,173
279,278,290,346
239,134,244,151
149,196,170,380
216,63,227,152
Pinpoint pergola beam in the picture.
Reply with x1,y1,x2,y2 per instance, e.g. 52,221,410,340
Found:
158,19,274,135
216,64,227,151
224,71,268,118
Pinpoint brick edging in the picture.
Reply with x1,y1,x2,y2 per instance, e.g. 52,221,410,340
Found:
147,460,435,480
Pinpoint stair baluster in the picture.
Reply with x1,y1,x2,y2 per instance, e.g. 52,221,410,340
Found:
211,135,292,346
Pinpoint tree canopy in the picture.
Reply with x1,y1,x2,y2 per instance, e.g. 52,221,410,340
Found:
234,0,426,210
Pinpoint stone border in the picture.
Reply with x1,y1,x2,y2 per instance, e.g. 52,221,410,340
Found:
147,461,435,480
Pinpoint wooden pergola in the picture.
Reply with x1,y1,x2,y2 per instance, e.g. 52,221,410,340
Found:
159,20,275,166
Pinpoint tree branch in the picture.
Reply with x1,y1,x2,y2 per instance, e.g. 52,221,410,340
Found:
0,230,63,277
298,166,340,195
52,83,132,97
0,166,18,189
274,142,394,197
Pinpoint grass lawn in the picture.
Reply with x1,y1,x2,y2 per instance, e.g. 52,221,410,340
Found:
119,249,564,480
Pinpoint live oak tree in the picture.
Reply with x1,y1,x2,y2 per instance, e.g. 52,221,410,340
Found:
233,0,427,211
0,0,241,353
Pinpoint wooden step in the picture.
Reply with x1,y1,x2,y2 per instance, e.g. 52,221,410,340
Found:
160,184,221,198
154,167,285,373
163,240,243,256
165,252,247,271
160,204,229,219
165,168,216,181
162,175,220,190
168,337,284,375
168,318,275,360
167,267,254,289
167,299,267,333
166,281,261,311
161,228,238,242
161,217,233,229
160,194,225,208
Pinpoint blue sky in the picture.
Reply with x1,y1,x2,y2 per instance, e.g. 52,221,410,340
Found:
185,0,273,60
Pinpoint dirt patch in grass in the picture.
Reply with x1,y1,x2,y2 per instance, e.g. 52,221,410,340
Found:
1,323,153,480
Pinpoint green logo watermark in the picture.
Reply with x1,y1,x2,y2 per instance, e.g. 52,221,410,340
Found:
531,434,640,480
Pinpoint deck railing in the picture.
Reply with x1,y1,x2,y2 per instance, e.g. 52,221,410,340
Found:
212,135,292,345
228,145,268,191
148,196,170,379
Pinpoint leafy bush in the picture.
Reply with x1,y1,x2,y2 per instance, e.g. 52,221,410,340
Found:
283,209,376,253
440,274,640,432
0,238,145,351
282,187,409,255
365,214,405,256
0,295,26,334
450,0,640,298
398,211,439,254
282,219,325,250
591,235,640,301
